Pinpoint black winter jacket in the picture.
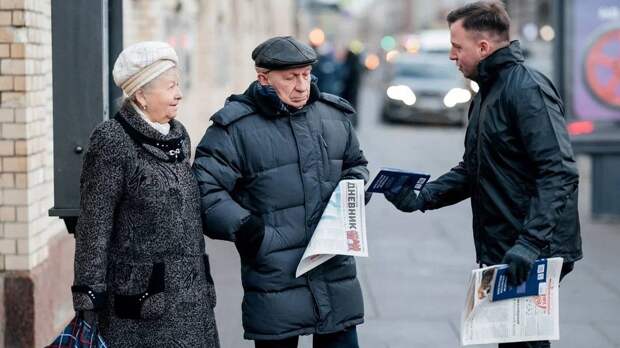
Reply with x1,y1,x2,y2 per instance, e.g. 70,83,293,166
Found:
420,41,582,265
193,81,368,340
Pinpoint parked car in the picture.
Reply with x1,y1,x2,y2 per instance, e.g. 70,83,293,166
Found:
381,53,476,126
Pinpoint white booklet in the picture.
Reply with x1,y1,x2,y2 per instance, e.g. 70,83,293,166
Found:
295,180,368,278
460,257,563,346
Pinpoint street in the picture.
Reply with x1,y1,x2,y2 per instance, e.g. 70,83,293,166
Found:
204,73,620,348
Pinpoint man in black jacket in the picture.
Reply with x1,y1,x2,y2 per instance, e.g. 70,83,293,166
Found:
193,36,368,348
386,3,582,347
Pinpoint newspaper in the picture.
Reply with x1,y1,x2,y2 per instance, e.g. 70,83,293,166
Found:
295,180,368,278
461,257,564,346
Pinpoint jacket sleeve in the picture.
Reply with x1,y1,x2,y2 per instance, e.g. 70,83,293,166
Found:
421,158,471,210
73,126,125,311
340,118,369,183
512,86,579,250
192,124,251,241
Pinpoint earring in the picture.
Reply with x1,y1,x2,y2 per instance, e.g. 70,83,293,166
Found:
143,104,148,111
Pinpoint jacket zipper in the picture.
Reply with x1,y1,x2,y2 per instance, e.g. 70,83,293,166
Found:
474,90,485,262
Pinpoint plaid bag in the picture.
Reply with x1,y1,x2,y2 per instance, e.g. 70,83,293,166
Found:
45,314,107,348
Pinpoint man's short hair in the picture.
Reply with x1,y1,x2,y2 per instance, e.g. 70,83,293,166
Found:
446,0,511,42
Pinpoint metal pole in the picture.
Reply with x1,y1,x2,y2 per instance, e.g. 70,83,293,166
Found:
49,0,112,233
108,0,124,117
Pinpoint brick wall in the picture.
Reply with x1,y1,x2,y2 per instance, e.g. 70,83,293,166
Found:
0,0,72,346
0,0,64,273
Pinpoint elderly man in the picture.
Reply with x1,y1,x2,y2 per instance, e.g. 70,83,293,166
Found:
385,3,582,347
193,36,368,348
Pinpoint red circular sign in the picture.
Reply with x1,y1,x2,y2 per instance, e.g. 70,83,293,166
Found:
584,28,620,108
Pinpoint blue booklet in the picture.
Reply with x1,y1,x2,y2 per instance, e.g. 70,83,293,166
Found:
491,258,548,302
366,168,431,194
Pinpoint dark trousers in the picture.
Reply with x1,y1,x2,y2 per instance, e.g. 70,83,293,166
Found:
498,262,575,348
254,327,359,348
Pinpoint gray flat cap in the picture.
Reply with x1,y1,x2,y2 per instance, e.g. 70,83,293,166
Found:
252,36,318,70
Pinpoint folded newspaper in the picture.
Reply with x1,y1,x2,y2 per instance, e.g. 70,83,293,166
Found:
296,180,368,278
461,257,563,346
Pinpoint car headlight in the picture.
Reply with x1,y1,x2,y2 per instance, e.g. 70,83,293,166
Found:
387,85,416,106
443,88,471,108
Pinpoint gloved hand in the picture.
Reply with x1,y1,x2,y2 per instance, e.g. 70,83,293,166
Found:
384,185,424,212
501,242,540,286
235,215,265,264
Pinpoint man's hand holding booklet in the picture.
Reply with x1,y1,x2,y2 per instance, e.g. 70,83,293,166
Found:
367,168,430,212
367,168,431,194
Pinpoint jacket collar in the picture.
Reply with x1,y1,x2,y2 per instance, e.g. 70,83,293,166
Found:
236,80,321,118
117,103,184,142
475,40,524,85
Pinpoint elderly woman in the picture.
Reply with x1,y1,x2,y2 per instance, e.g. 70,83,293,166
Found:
71,41,219,347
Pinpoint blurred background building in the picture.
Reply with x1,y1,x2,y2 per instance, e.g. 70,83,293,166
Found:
0,0,618,347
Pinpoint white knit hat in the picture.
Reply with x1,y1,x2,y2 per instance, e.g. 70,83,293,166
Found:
112,41,179,97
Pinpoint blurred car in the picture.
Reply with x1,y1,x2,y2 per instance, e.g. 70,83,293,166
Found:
381,53,476,126
418,29,451,54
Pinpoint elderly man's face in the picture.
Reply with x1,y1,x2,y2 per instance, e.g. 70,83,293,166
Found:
258,66,312,109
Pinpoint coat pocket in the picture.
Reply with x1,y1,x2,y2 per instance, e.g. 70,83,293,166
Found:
256,226,274,260
250,225,277,273
114,262,166,320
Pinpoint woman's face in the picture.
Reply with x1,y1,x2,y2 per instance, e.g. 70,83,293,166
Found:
136,68,183,123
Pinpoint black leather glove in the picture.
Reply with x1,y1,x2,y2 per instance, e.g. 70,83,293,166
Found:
384,186,424,212
501,241,541,286
235,215,265,264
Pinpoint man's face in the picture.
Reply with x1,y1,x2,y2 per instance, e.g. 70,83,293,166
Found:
258,66,312,108
449,19,487,80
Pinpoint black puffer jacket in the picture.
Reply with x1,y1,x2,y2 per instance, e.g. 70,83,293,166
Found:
193,81,368,340
420,41,582,265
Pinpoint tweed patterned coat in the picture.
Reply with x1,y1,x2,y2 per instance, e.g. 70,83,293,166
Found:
73,105,219,347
